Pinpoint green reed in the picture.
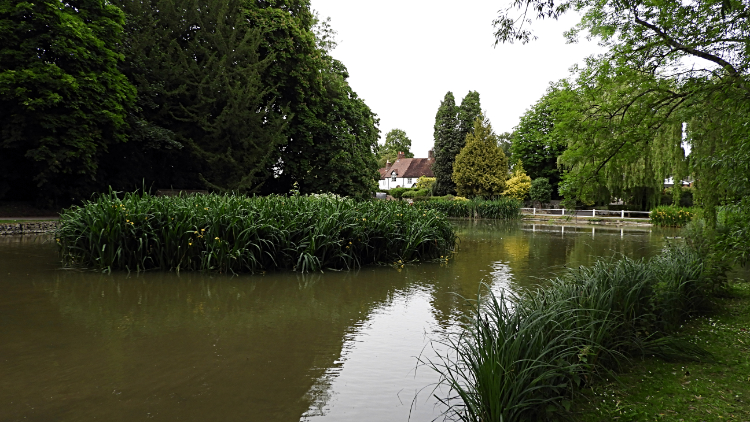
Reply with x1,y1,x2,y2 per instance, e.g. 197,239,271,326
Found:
55,191,457,273
414,197,522,220
429,244,716,422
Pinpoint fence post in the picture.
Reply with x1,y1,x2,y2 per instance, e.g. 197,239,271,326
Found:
561,208,565,216
593,208,596,217
533,207,536,215
621,209,625,218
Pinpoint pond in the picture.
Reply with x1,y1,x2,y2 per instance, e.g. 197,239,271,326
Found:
0,221,675,422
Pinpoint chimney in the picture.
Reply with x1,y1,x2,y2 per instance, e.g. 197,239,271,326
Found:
397,151,405,160
428,149,434,160
385,160,392,172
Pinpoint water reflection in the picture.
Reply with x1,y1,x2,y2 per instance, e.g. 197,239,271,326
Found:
0,222,675,422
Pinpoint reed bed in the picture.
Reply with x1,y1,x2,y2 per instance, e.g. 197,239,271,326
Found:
56,191,457,273
430,244,718,422
414,198,522,220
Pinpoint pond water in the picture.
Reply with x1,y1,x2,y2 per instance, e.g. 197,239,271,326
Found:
0,221,675,422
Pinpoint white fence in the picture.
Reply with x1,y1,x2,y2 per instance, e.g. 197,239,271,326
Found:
520,208,651,219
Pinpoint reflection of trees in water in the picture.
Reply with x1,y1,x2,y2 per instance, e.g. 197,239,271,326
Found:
29,268,409,421
427,222,667,328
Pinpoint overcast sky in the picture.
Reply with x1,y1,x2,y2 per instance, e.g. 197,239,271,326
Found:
310,0,604,158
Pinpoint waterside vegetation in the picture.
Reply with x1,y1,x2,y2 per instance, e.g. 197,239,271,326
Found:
415,198,522,220
55,192,457,273
430,243,724,422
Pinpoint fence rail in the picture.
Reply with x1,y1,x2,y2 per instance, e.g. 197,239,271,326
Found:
520,208,651,219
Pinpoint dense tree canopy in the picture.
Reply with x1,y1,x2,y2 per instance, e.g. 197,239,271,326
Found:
111,0,285,194
457,91,482,147
0,0,380,203
511,86,567,197
495,0,750,217
246,2,379,198
432,91,483,196
432,92,461,196
452,116,508,198
0,0,136,204
376,129,414,168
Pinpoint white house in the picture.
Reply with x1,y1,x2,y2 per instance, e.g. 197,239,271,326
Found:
378,150,435,190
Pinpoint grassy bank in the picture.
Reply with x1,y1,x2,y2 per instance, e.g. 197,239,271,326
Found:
430,244,722,422
573,278,750,421
56,192,457,273
414,197,522,220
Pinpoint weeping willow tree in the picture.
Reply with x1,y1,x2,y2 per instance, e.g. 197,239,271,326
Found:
553,55,749,215
494,0,750,220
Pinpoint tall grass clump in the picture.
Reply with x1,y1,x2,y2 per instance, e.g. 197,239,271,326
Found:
415,197,522,220
430,244,718,422
650,205,697,227
56,191,457,273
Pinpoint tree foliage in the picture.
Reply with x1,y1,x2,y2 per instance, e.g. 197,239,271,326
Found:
433,91,483,196
247,2,380,198
112,0,285,194
0,0,136,204
530,177,553,207
432,92,461,196
0,0,381,202
495,0,750,218
457,90,482,147
511,85,567,196
504,161,532,200
452,116,508,198
376,128,414,167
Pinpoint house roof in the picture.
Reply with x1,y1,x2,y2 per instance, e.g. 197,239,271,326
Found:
379,157,435,180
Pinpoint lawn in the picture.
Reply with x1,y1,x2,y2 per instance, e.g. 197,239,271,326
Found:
572,277,750,421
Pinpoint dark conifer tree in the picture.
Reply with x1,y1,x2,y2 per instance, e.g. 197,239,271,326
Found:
457,90,482,147
111,0,285,193
432,92,460,196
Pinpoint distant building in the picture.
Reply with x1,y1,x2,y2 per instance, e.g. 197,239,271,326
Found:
378,150,435,190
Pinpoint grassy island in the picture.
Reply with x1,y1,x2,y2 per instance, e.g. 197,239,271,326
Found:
56,192,457,273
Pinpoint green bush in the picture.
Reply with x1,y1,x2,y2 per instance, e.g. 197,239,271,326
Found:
389,187,409,199
430,244,717,422
650,205,696,227
715,199,750,267
414,197,522,219
401,188,430,198
55,191,457,273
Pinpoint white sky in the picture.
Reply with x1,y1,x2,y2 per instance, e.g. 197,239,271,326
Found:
310,0,604,157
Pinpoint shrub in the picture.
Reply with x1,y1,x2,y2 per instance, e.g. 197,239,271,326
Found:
529,177,553,207
503,161,532,200
389,187,409,199
415,176,436,190
55,190,457,273
402,188,430,198
414,197,521,219
650,205,696,227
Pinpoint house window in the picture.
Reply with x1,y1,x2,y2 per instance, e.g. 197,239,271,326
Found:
407,178,412,185
391,172,396,182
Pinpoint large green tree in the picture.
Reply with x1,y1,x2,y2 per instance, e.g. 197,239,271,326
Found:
432,91,483,195
495,0,750,218
457,90,482,145
452,116,509,198
376,129,414,168
111,0,285,194
432,92,461,195
511,85,567,197
248,3,380,198
0,0,136,204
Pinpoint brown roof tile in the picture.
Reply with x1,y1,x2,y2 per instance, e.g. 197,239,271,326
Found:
378,157,434,180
